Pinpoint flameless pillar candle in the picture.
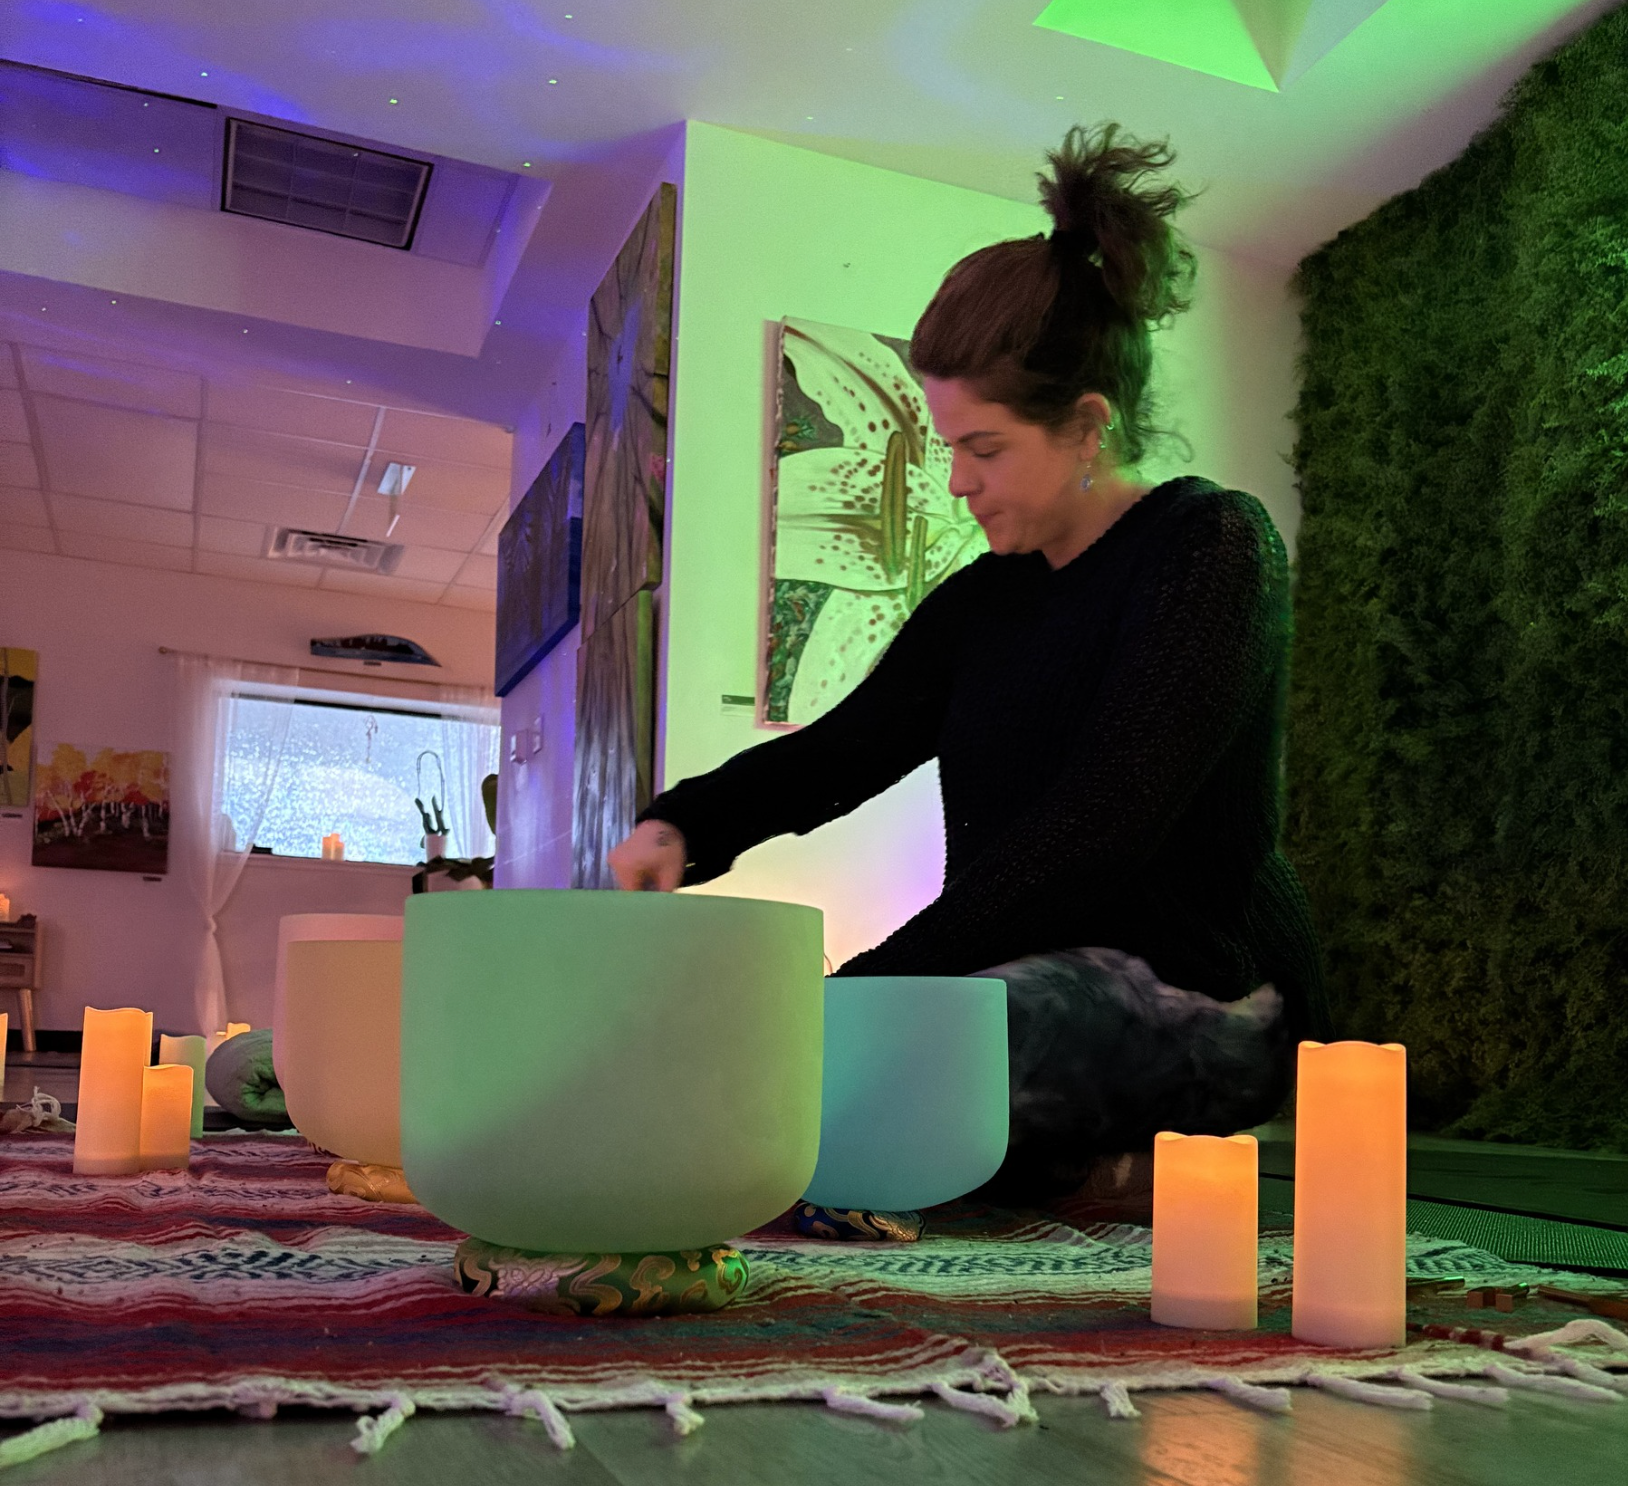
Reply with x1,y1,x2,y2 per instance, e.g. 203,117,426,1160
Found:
139,1064,193,1170
1292,1041,1408,1348
1151,1132,1258,1330
321,834,345,861
74,1007,154,1175
158,1034,208,1138
0,1012,7,1099
0,893,11,920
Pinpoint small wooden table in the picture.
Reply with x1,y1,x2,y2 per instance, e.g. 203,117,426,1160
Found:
0,917,40,1053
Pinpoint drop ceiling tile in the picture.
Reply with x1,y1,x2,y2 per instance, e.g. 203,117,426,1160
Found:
0,347,16,389
0,486,49,526
0,442,40,489
0,390,28,443
19,345,203,419
366,451,508,513
195,551,322,588
58,531,191,571
455,553,498,590
207,382,381,445
0,521,55,555
198,474,347,531
202,424,366,495
377,409,511,469
442,585,497,612
320,569,449,604
49,494,194,546
344,496,489,551
391,546,466,583
33,397,196,508
198,515,269,557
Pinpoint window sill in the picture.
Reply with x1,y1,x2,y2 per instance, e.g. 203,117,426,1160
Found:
242,855,416,878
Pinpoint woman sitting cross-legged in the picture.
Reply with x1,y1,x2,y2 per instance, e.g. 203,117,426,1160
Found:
608,123,1330,1207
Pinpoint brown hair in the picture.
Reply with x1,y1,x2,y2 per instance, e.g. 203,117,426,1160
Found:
909,124,1195,466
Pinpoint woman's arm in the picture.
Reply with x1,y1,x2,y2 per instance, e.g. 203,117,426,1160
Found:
640,563,982,884
840,490,1287,975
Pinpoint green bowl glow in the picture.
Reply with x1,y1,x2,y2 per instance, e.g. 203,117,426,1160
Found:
803,976,1008,1212
401,890,824,1252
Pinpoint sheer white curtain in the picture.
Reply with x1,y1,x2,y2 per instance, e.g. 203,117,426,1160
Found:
438,686,501,861
174,655,298,1033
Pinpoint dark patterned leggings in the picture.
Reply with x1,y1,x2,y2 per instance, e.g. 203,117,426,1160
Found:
973,947,1293,1204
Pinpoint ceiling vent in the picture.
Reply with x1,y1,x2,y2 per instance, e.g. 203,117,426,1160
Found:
223,118,431,248
267,527,405,574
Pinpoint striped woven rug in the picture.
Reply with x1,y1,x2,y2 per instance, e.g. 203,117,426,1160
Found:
1,1132,1623,1438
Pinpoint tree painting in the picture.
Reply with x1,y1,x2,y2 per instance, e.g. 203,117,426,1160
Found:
32,743,170,874
0,648,36,810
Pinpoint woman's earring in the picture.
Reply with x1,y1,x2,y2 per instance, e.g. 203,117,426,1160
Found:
1079,471,1094,493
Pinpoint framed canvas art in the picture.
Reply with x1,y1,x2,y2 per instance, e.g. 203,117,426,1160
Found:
495,421,584,697
32,743,170,874
0,647,36,810
764,318,987,726
572,183,676,886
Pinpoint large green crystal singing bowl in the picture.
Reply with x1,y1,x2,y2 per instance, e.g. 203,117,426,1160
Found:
803,977,1009,1212
401,891,824,1253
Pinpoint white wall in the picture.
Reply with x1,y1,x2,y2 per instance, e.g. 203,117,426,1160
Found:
0,548,493,1033
661,123,1303,968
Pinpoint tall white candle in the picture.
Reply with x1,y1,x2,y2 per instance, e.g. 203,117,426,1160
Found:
1292,1041,1408,1348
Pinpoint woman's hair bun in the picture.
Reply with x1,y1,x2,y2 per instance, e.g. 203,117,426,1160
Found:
1038,123,1194,325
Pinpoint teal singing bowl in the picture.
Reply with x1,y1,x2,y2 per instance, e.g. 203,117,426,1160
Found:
803,976,1009,1212
400,891,824,1253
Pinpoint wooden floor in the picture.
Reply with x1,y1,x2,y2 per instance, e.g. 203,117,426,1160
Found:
9,1386,1628,1485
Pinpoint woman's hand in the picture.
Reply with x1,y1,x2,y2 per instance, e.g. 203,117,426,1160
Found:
608,819,687,892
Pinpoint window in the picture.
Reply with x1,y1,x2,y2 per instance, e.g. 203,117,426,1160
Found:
222,692,499,865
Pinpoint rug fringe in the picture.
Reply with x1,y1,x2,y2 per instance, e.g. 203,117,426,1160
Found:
1310,1375,1432,1410
351,1392,414,1455
0,1405,102,1470
1204,1376,1293,1413
821,1389,924,1423
496,1385,576,1449
1506,1318,1628,1358
931,1381,1031,1426
1100,1381,1140,1419
1391,1370,1508,1406
1551,1357,1628,1393
1483,1362,1624,1404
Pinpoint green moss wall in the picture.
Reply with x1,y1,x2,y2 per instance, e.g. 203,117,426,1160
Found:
1289,4,1628,1149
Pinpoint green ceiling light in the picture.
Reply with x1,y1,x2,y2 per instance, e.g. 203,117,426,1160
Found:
1034,0,1391,91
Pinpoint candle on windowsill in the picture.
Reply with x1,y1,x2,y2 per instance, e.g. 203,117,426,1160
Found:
159,1034,208,1137
139,1064,194,1170
1151,1132,1258,1330
74,1007,154,1175
1292,1041,1408,1348
320,833,345,862
0,892,11,921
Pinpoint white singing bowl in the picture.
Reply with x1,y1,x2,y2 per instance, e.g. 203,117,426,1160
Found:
400,890,824,1253
272,914,402,1084
803,976,1009,1212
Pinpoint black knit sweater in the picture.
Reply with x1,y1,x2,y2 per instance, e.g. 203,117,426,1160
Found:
643,476,1329,1037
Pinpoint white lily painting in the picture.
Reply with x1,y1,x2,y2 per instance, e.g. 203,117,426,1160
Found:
765,318,987,726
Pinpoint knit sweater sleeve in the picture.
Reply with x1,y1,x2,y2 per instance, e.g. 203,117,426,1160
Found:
637,565,977,885
839,490,1287,976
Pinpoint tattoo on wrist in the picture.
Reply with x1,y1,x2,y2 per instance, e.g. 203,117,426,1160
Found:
654,829,675,848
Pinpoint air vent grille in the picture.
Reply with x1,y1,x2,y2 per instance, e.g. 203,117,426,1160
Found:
223,119,431,248
268,527,404,574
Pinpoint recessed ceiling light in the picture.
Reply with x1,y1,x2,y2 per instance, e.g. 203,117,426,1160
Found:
548,78,558,85
201,70,209,77
153,147,160,153
522,161,532,168
388,97,399,104
110,298,118,304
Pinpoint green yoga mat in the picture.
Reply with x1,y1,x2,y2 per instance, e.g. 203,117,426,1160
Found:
1260,1175,1628,1274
